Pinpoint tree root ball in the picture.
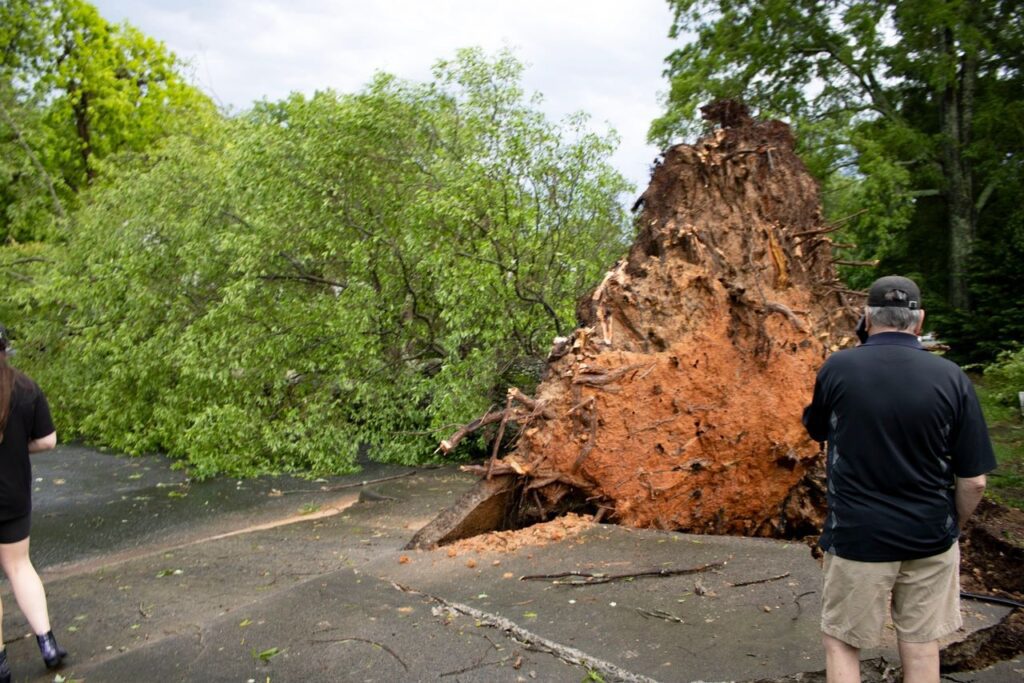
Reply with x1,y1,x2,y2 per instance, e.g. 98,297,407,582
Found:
432,104,861,545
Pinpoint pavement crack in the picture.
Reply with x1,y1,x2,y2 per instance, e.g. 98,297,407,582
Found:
391,581,661,683
40,493,361,580
192,622,210,662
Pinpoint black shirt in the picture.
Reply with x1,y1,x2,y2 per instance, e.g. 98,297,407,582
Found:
0,374,55,520
803,332,996,562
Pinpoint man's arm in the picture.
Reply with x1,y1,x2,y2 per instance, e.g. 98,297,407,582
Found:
955,474,986,530
28,430,56,453
802,369,831,442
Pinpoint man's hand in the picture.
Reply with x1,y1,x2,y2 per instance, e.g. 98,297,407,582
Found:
955,474,987,530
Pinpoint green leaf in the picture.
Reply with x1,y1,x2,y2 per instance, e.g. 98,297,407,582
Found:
253,646,282,662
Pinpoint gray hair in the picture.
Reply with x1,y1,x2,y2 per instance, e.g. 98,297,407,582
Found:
867,306,922,331
867,289,922,331
868,290,925,329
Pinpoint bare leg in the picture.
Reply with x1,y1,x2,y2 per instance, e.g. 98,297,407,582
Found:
823,632,861,683
898,639,939,683
0,537,51,635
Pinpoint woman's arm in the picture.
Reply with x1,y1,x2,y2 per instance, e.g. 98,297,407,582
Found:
28,431,57,453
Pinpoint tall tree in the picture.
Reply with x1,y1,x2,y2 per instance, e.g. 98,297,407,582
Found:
652,0,1022,320
0,0,214,241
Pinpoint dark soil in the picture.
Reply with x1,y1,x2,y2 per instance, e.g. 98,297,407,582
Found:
961,499,1024,599
945,499,1024,671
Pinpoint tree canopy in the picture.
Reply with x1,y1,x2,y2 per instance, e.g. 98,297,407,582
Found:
0,0,214,242
17,49,631,476
653,0,1023,360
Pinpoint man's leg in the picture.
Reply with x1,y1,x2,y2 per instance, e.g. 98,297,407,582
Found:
891,544,960,683
820,552,898,683
897,639,938,683
822,633,861,683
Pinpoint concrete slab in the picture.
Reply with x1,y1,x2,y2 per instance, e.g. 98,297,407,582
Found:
376,526,1009,682
28,445,425,569
405,474,517,549
71,569,587,682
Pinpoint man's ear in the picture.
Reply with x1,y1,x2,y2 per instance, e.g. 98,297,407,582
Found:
915,310,926,336
864,308,872,332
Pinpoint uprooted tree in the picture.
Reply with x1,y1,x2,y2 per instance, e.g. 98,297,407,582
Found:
410,102,862,548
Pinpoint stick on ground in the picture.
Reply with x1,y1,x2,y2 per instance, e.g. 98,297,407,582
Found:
520,561,726,586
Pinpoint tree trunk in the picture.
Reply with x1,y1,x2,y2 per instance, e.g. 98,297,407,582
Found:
72,88,96,186
941,20,978,312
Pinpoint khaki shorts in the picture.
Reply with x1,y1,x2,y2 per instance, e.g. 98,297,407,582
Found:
821,543,962,649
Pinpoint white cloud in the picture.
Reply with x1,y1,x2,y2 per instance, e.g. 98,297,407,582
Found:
94,0,678,193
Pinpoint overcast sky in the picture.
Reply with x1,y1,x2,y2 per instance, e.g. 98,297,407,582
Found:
92,0,679,195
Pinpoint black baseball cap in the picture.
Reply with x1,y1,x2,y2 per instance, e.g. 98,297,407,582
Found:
867,275,921,309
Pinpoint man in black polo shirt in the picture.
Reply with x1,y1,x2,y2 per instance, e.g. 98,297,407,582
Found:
803,275,996,683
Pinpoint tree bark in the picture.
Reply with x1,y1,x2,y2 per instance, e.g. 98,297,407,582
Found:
72,88,96,185
940,24,977,312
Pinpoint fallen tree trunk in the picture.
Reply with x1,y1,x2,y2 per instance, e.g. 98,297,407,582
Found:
410,102,860,548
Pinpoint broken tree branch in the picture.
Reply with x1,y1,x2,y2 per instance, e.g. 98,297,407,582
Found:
762,302,807,332
437,410,506,454
487,391,515,480
565,396,596,417
440,655,515,678
309,637,408,671
831,258,878,268
391,582,659,683
636,608,686,624
508,387,556,420
825,286,868,297
729,571,790,588
320,471,417,492
520,561,726,586
0,100,66,219
572,363,646,387
792,590,816,621
791,225,841,239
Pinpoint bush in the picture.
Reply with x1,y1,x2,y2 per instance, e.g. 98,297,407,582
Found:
983,346,1024,409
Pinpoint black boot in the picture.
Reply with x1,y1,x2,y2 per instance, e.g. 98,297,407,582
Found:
0,647,10,683
36,630,67,669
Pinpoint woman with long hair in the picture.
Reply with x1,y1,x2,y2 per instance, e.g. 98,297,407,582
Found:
0,326,65,680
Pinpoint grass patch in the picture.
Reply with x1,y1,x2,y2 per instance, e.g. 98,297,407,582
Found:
976,377,1024,510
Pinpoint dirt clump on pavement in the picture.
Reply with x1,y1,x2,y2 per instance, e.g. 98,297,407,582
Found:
439,102,858,540
442,513,594,556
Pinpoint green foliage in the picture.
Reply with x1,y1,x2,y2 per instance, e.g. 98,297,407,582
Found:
982,347,1024,410
655,0,1024,361
0,0,215,241
975,358,1024,510
19,49,631,477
